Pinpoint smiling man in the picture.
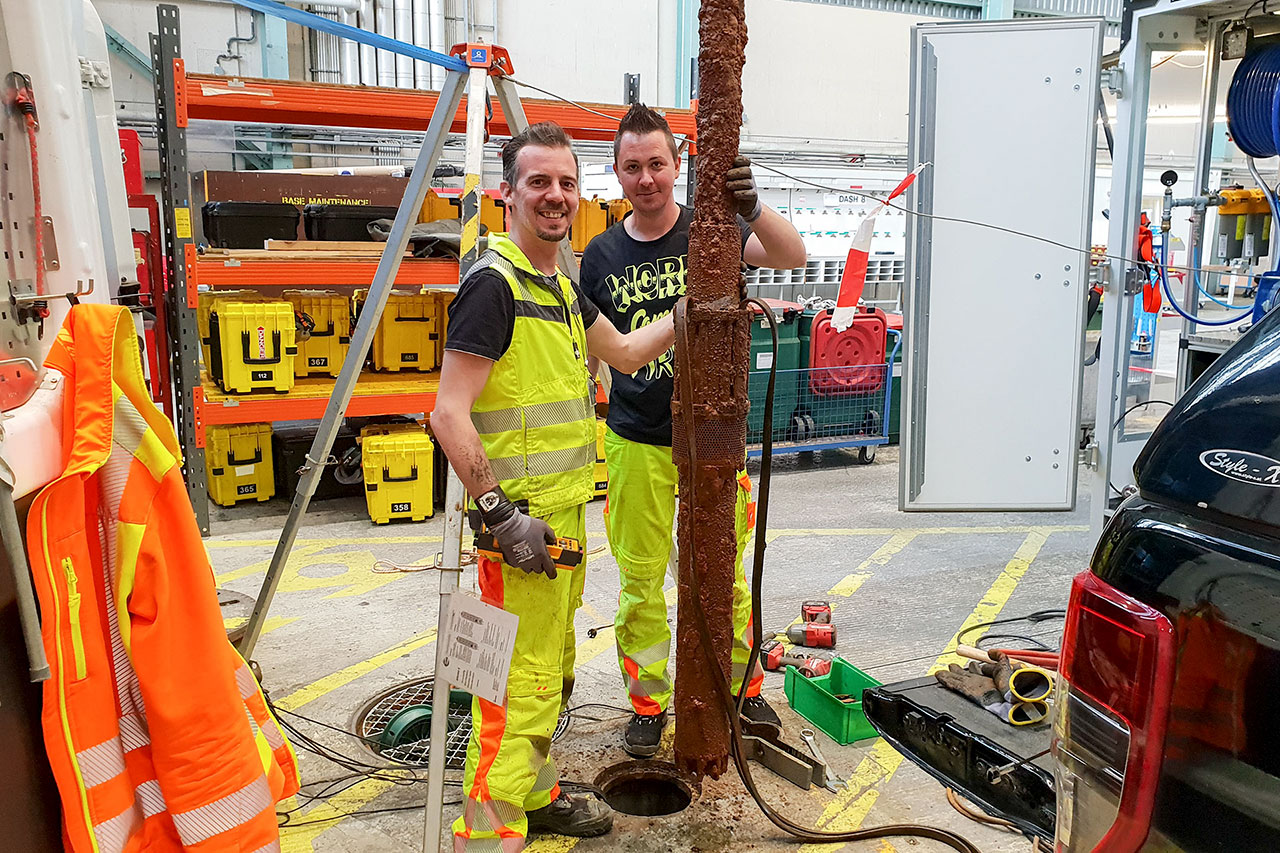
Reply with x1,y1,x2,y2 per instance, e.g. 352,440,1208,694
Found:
431,121,677,851
580,103,807,758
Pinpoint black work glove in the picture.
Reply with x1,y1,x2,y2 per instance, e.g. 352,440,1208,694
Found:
727,155,763,223
477,487,558,578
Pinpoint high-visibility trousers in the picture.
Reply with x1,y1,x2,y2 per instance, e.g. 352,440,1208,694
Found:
603,427,762,716
453,503,587,852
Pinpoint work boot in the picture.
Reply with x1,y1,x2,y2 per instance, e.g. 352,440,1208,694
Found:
741,695,782,731
622,711,666,758
526,790,614,838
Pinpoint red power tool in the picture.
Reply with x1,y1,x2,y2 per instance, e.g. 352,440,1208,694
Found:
801,600,832,624
786,623,837,648
760,640,833,678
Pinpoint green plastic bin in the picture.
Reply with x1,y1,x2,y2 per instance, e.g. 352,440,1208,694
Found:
784,657,882,745
748,300,802,443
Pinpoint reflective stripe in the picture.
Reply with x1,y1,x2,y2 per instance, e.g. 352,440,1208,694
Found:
472,394,594,436
170,775,272,846
235,664,258,700
119,712,150,753
626,676,669,698
512,300,569,324
489,442,594,482
260,715,287,751
135,779,167,818
78,736,127,789
93,803,142,853
625,642,670,670
250,843,282,853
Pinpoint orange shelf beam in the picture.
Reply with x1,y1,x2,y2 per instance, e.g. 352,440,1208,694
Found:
191,253,461,289
184,73,696,142
197,372,441,442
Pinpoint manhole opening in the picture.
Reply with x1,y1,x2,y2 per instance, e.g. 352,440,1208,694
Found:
594,760,697,817
353,677,569,770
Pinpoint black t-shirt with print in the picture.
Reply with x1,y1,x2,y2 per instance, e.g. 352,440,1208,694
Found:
580,205,751,447
445,268,600,362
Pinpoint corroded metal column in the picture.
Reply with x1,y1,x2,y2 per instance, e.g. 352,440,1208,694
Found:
672,0,751,781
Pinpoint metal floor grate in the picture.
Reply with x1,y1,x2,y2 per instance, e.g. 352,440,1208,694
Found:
357,677,569,769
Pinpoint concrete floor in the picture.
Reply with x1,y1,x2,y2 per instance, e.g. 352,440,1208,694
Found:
210,446,1093,853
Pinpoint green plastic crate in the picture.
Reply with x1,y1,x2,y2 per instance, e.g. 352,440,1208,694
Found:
784,657,882,745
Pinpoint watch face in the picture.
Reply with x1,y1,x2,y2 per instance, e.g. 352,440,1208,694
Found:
478,492,500,512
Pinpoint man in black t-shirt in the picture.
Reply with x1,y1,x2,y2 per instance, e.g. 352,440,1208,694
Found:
579,104,807,757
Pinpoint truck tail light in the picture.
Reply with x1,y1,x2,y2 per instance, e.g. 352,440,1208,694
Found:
1053,571,1175,852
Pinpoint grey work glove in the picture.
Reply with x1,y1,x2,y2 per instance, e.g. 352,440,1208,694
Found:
727,155,763,223
490,509,559,579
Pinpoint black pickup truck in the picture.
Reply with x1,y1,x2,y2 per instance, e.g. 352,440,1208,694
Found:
864,307,1280,851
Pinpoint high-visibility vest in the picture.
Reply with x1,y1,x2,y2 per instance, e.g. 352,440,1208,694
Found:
26,304,299,853
467,234,596,516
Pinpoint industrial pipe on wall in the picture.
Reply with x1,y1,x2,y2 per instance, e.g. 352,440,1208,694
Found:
393,0,413,88
412,0,431,89
358,0,377,85
339,7,360,84
375,0,395,86
427,0,446,88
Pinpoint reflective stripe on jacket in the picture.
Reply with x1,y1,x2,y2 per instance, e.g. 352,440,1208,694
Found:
468,234,596,516
26,304,300,852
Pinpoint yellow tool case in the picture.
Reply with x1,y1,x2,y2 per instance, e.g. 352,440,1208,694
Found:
362,428,435,524
206,423,275,506
285,290,350,377
594,418,608,498
359,290,439,372
209,300,298,393
423,289,455,367
572,197,609,253
198,289,267,368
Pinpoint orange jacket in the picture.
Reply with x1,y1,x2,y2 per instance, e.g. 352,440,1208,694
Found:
26,304,299,852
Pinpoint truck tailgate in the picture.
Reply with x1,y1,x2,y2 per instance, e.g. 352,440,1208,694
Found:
861,676,1055,842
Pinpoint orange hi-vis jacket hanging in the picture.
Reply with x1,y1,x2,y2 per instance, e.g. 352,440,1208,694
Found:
25,304,300,853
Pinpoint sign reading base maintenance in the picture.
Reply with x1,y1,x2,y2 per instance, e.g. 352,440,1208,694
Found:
901,19,1102,511
439,593,518,705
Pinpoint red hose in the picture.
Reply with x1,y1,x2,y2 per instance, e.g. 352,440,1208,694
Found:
13,84,46,310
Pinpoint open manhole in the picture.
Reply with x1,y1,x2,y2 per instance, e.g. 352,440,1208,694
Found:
355,677,570,769
594,760,698,817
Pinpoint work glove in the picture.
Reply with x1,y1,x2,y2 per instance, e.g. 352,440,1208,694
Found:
973,655,1055,704
489,507,558,579
477,486,559,579
727,155,763,223
935,664,1048,726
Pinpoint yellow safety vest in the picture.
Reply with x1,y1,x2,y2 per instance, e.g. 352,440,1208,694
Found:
468,235,596,516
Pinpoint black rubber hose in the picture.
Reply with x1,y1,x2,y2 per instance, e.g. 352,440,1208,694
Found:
734,297,776,717
672,298,981,853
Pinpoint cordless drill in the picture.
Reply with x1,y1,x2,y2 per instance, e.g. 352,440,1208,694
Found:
760,639,833,678
785,623,837,648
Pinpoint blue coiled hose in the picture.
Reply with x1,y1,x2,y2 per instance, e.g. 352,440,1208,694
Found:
1227,44,1280,158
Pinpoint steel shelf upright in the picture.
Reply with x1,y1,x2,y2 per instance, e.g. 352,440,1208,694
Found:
151,6,207,530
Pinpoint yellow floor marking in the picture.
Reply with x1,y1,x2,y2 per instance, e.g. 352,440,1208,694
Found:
930,528,1051,673
797,528,1054,851
782,533,916,651
525,837,582,853
765,524,1083,543
275,629,437,712
279,777,401,853
215,543,328,585
223,615,296,638
208,535,445,549
208,527,1082,550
